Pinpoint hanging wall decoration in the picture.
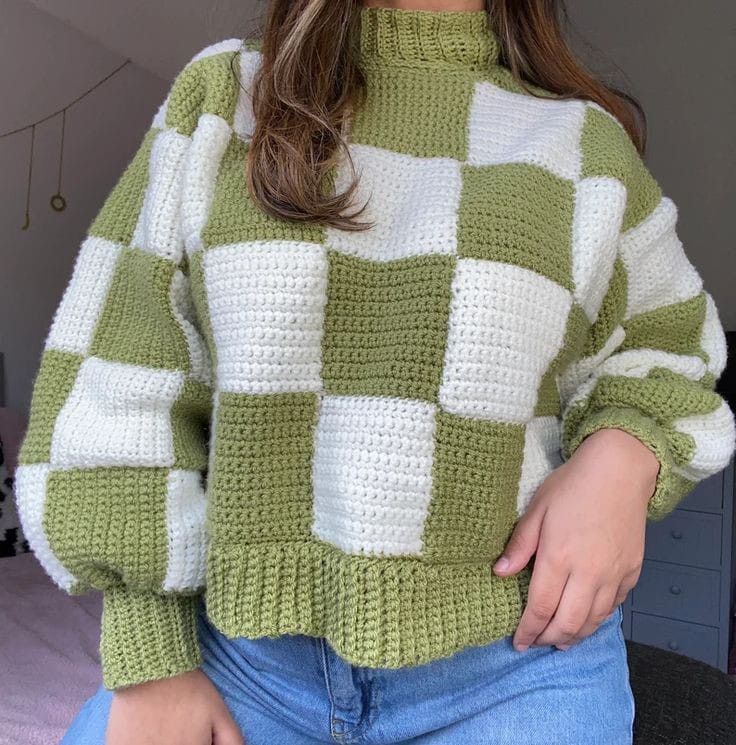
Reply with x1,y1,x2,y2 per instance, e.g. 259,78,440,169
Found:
1,59,131,230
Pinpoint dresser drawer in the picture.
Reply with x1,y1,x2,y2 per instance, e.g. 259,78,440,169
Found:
644,510,722,569
631,612,719,667
630,560,720,626
677,470,723,513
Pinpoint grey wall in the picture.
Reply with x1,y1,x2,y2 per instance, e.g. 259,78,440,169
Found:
1,0,168,414
566,0,735,331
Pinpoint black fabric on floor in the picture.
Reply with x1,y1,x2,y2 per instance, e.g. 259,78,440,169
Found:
627,640,736,745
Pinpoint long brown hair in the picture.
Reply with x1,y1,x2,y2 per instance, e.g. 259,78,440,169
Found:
243,0,646,231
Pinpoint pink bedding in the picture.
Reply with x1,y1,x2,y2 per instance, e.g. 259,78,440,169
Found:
0,553,102,745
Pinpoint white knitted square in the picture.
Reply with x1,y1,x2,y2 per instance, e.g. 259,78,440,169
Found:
701,292,728,378
440,259,572,422
466,81,586,182
233,49,261,140
151,95,169,130
673,400,736,481
516,415,563,516
571,176,627,323
182,113,233,257
203,240,329,394
325,143,463,261
13,462,77,592
162,468,209,592
131,127,190,263
169,268,213,387
311,393,437,556
50,356,184,468
190,38,244,63
619,196,703,320
45,236,122,356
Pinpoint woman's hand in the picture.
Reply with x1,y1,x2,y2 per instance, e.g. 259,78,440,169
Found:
106,668,244,745
493,427,659,652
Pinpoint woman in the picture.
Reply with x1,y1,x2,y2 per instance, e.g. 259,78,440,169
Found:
16,0,735,743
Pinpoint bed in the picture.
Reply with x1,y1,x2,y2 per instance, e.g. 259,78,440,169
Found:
0,366,103,744
0,552,102,745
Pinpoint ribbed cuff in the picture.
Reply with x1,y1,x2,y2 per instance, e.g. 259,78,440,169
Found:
100,587,203,690
561,405,691,522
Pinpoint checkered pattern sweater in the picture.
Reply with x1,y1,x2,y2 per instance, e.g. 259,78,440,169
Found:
15,6,736,689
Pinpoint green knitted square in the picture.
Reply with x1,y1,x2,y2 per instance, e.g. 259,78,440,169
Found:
171,378,212,471
167,50,241,136
588,370,723,441
44,466,171,590
89,129,156,246
421,411,525,562
533,372,562,418
208,391,319,545
17,350,82,465
457,162,575,292
321,250,455,402
579,106,662,232
535,301,591,418
581,256,628,358
621,292,707,357
90,247,190,370
349,67,476,160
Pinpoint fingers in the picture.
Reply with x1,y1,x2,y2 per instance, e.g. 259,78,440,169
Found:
493,504,546,577
574,585,620,642
613,581,631,608
511,549,568,651
211,711,245,745
530,574,595,649
535,582,612,650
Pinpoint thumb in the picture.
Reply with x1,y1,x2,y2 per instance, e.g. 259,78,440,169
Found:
493,506,544,576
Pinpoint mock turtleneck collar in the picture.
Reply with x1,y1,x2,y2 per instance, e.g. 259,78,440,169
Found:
357,4,500,72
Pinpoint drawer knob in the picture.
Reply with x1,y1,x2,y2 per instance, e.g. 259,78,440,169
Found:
668,640,680,651
670,530,683,540
669,585,682,595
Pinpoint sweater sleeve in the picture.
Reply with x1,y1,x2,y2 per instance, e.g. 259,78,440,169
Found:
558,108,735,522
14,52,216,689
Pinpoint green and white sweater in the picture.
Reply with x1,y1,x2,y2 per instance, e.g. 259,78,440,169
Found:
16,6,736,689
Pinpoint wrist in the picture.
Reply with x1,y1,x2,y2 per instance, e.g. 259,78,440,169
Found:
577,427,660,501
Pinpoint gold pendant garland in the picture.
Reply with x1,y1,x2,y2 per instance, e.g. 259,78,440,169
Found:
21,124,35,230
1,59,131,230
50,109,67,214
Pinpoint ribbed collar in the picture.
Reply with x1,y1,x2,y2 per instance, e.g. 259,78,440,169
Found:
357,5,500,72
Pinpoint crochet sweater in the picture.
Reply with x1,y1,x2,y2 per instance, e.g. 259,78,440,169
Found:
16,6,736,689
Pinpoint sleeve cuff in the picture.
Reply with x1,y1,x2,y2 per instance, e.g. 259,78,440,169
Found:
100,587,203,690
561,405,696,522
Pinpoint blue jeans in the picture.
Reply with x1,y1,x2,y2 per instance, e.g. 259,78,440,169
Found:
62,601,634,744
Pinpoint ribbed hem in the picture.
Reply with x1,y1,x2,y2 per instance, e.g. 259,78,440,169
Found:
561,405,696,522
100,587,203,689
204,540,531,669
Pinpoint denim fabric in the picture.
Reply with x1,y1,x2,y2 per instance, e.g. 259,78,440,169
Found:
61,601,633,744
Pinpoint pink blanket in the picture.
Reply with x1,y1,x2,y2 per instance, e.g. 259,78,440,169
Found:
0,553,102,745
